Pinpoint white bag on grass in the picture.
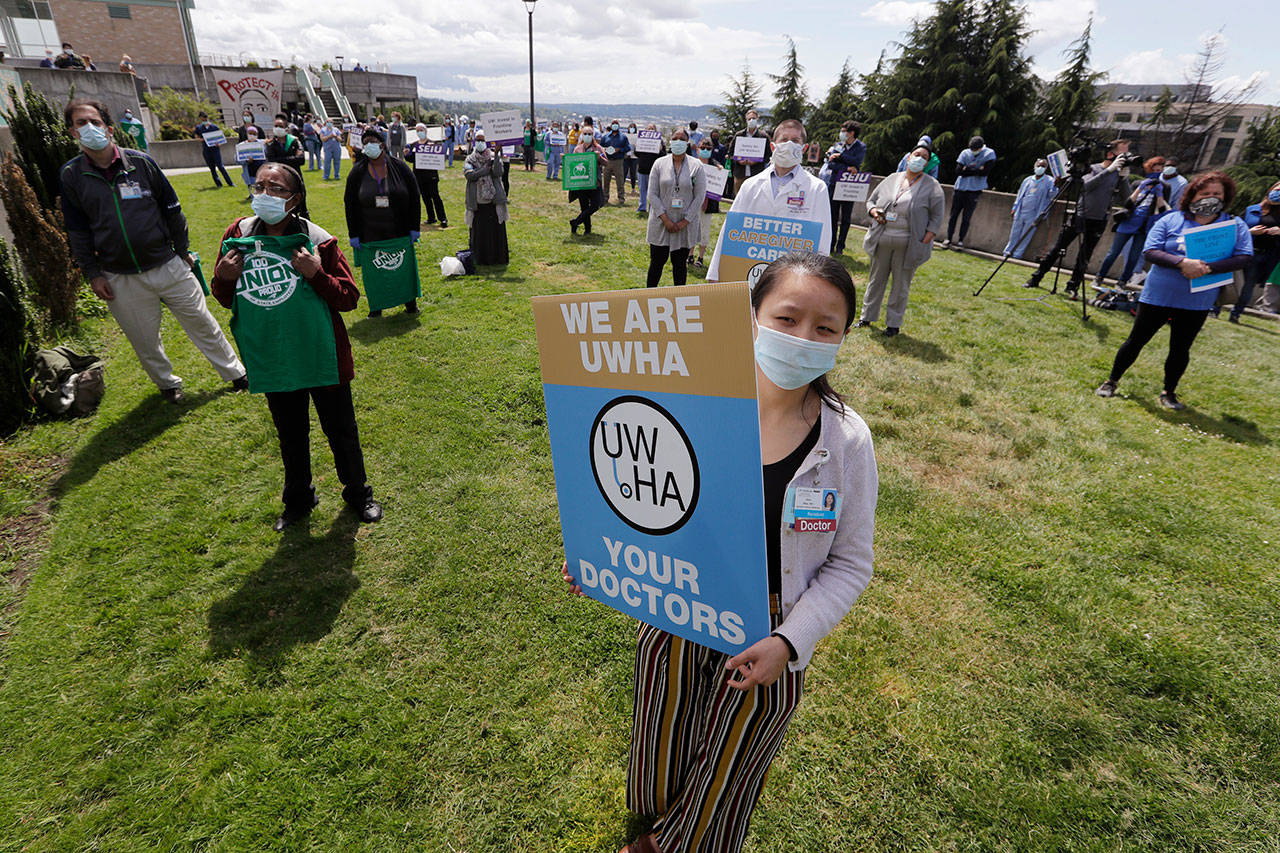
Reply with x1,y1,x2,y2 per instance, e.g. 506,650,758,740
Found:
439,256,466,277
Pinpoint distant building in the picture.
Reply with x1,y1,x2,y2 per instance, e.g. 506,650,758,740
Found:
0,0,198,66
1088,83,1274,171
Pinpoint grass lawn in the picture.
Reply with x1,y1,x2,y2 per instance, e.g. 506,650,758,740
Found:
2,163,1279,851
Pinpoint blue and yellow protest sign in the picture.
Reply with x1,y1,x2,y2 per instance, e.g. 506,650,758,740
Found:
715,211,823,287
532,283,770,656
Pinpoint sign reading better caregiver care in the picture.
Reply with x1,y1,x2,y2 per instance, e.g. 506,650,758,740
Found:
715,211,823,287
532,283,771,656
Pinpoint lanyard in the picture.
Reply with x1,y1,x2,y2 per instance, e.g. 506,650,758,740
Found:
891,174,918,209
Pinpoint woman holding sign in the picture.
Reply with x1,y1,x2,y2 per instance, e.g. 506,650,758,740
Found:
210,163,383,531
565,252,877,853
344,128,421,317
1096,171,1253,410
645,129,706,287
463,131,511,265
569,131,607,237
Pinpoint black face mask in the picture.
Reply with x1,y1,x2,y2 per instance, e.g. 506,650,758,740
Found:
1189,197,1224,217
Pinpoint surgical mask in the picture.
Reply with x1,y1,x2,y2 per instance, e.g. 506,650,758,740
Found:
1268,189,1280,204
243,117,253,124
1163,166,1177,177
747,119,758,130
611,123,619,131
475,140,487,153
772,140,803,169
906,155,927,173
273,127,286,137
418,130,428,141
363,142,382,158
251,192,291,224
670,139,688,155
123,112,133,121
1034,166,1046,176
754,325,842,391
698,148,711,159
1189,196,1223,217
78,123,110,151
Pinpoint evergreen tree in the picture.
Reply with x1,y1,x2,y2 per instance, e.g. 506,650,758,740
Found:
809,59,860,151
972,0,1038,188
769,37,809,124
1240,110,1280,164
3,83,79,212
1141,86,1177,155
711,63,764,133
1034,16,1106,154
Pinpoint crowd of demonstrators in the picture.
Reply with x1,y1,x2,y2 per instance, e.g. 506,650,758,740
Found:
1096,172,1253,410
1094,156,1171,288
344,127,420,317
1003,158,1056,258
644,128,706,287
708,118,831,282
1021,139,1132,297
822,120,866,255
939,136,995,250
464,131,510,265
567,252,876,853
569,124,606,236
60,98,247,404
1234,181,1280,321
194,112,234,189
405,123,448,229
859,142,946,337
211,162,383,530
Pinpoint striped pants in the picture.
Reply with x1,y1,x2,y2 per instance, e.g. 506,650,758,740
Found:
627,622,804,853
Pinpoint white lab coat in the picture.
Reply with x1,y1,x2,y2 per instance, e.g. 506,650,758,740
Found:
707,165,832,282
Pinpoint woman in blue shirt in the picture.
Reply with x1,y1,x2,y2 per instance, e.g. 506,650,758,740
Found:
1096,171,1253,410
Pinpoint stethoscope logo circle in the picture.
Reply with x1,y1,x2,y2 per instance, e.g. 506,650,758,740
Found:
589,396,699,535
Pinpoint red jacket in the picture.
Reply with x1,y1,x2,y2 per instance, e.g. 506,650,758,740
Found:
211,216,360,384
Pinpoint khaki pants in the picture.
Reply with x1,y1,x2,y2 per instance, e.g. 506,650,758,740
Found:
104,255,245,391
602,158,625,204
862,233,918,329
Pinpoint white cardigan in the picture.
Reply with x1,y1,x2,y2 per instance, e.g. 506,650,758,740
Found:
774,401,878,671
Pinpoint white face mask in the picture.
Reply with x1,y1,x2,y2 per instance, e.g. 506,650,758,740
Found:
747,118,758,130
1034,166,1046,176
906,155,927,173
670,139,688,155
772,140,803,169
475,140,487,153
273,126,286,137
1163,166,1177,177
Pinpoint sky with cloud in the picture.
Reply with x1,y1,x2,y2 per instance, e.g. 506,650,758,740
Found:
190,0,1275,108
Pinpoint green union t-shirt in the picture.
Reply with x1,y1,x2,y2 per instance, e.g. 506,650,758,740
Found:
355,236,421,311
223,233,340,394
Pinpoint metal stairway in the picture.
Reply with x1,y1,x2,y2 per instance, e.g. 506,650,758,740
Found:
317,69,356,124
295,68,329,123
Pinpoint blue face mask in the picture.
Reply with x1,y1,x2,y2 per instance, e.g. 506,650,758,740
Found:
753,325,843,391
78,123,110,151
363,142,382,159
251,192,291,225
1269,189,1280,204
670,139,688,155
906,155,927,173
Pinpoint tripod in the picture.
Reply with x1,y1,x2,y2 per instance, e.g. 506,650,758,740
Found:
973,174,1089,321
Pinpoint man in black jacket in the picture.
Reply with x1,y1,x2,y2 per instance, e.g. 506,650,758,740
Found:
60,99,246,402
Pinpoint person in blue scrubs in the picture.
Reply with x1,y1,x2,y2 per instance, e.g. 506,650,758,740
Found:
1003,158,1057,258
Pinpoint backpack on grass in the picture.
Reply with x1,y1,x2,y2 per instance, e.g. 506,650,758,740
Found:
31,346,105,417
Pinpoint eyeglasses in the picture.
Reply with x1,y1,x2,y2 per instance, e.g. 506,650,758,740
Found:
250,182,294,198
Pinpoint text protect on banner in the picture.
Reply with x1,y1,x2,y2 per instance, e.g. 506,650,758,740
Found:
532,284,770,656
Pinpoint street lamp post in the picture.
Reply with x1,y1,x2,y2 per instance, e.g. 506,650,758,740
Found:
524,0,537,134
336,55,344,73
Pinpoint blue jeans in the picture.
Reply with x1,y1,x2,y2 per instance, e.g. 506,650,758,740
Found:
1097,226,1148,284
1004,213,1039,258
304,137,320,169
545,148,561,180
637,172,649,212
445,139,455,166
322,143,342,179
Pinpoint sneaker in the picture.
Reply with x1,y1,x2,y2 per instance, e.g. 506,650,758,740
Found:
938,239,950,249
953,241,965,250
1022,279,1041,289
1095,380,1117,398
1158,391,1186,411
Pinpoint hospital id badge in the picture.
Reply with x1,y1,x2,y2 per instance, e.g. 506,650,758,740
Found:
884,211,899,223
786,193,805,208
784,487,840,533
375,195,390,208
670,197,684,209
119,182,143,200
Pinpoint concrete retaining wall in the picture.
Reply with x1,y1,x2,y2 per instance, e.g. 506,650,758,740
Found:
145,138,239,169
14,67,144,126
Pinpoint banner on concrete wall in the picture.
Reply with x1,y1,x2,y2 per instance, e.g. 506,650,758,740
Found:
212,69,283,126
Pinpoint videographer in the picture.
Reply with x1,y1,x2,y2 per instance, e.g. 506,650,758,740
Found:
1022,139,1133,297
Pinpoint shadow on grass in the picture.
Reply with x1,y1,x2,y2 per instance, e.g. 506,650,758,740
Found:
876,331,951,363
563,234,608,246
833,252,870,276
207,513,360,663
52,390,220,498
347,312,422,344
1132,397,1271,446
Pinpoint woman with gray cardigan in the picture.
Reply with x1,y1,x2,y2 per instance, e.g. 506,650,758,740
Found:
645,129,707,287
463,130,509,266
859,143,946,336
